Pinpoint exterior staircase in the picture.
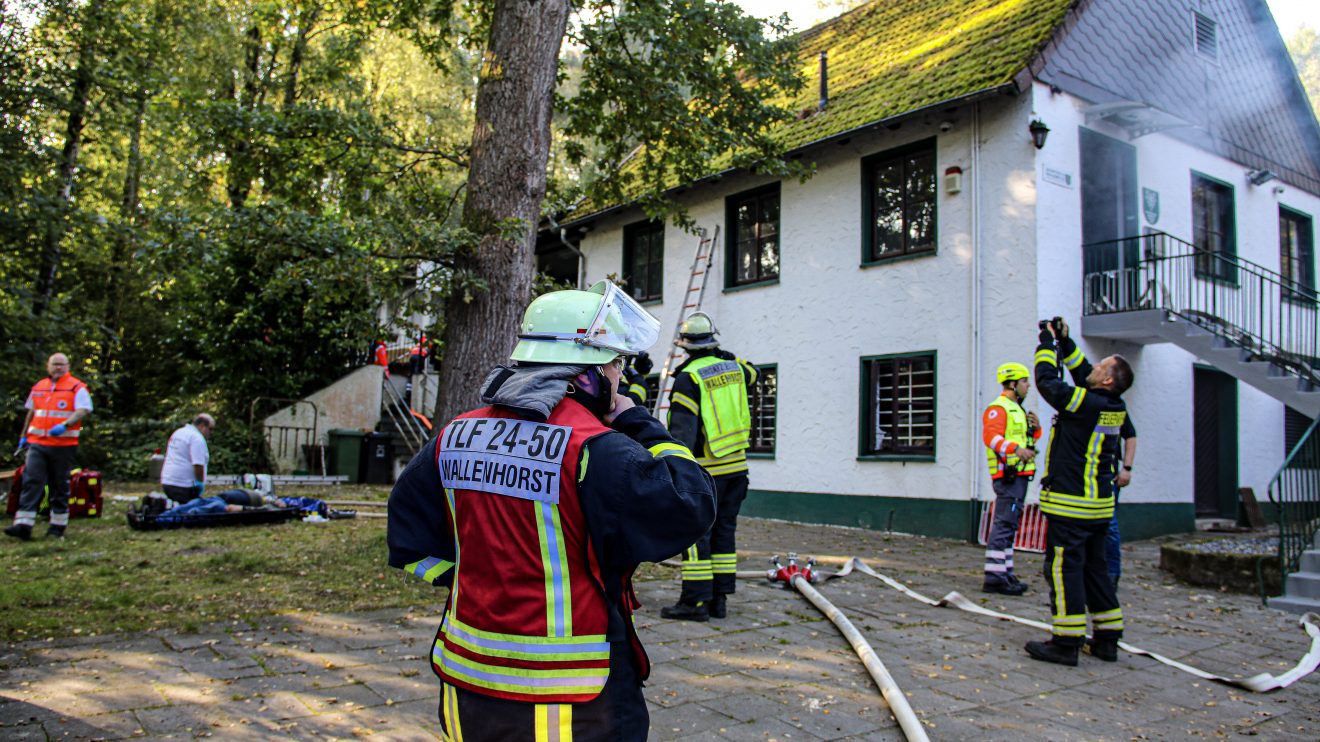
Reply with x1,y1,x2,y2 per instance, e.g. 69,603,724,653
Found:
1269,530,1320,614
1079,231,1320,614
1084,308,1320,417
1080,232,1320,417
381,372,435,461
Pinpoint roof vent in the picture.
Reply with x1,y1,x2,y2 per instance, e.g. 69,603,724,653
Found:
1193,11,1218,61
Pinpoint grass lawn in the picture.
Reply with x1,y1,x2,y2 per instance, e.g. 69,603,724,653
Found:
0,480,440,641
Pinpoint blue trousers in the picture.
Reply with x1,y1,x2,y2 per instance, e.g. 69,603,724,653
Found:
1105,487,1121,581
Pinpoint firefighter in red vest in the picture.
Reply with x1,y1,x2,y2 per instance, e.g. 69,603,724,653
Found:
373,339,390,378
6,353,93,541
387,281,716,740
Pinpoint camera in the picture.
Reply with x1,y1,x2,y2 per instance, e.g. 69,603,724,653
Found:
1038,316,1064,335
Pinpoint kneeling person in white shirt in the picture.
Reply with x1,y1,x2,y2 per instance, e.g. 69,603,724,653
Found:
161,414,215,502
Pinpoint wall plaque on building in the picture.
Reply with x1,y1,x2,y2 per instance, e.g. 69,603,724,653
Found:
1042,165,1073,188
1143,187,1160,224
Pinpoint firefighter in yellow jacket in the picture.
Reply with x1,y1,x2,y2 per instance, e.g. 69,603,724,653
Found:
981,362,1041,595
661,312,758,621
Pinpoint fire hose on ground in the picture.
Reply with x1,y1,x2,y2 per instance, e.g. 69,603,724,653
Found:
663,552,1320,739
766,553,930,742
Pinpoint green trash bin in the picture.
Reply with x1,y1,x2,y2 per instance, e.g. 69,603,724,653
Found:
327,429,366,483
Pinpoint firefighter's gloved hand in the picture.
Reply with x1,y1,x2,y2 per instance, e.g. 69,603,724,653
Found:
632,351,653,376
17,436,28,450
1038,327,1055,346
49,423,67,437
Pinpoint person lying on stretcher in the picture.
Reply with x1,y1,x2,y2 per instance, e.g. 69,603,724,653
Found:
152,489,290,521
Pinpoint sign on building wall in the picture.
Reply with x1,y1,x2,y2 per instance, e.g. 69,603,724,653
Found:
1143,187,1160,224
1042,164,1074,189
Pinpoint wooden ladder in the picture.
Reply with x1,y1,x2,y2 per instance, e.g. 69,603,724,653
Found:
654,225,719,418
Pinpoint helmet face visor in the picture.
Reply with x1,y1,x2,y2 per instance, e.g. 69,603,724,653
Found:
583,280,661,355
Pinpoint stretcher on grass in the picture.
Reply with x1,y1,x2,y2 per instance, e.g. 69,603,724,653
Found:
126,493,355,531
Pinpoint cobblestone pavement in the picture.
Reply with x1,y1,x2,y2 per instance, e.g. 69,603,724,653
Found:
2,517,1318,740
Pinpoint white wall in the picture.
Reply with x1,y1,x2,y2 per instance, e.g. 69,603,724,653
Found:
574,80,1320,515
263,365,385,472
577,95,1037,503
1031,81,1320,506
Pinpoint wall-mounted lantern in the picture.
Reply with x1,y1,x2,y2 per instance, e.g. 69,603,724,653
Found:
1029,119,1050,150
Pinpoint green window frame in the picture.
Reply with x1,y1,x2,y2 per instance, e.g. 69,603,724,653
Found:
1191,172,1237,284
622,219,664,303
859,351,936,461
861,139,937,265
1280,207,1316,305
749,364,778,456
725,184,781,289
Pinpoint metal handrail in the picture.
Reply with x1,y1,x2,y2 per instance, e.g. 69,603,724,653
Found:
382,379,428,455
1081,231,1320,384
1267,414,1320,587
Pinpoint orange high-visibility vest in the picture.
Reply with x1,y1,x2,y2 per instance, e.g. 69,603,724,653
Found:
27,374,87,447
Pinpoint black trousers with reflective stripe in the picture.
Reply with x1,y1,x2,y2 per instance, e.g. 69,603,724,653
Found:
679,473,748,603
18,444,76,517
1043,515,1122,647
438,641,646,741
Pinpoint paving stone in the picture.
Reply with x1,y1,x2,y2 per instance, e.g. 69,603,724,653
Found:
649,701,738,739
5,518,1320,739
345,665,437,705
0,721,48,741
134,703,232,736
42,709,144,740
294,679,387,714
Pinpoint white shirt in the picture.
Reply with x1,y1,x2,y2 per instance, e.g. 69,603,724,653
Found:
162,424,210,487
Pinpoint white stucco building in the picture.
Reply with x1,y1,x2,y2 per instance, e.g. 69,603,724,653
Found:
540,0,1320,540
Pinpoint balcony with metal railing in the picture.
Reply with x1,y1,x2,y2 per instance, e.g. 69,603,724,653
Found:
1081,232,1320,417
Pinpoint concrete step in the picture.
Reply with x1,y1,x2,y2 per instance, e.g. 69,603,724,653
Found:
1284,571,1320,600
1301,550,1320,573
1268,593,1320,615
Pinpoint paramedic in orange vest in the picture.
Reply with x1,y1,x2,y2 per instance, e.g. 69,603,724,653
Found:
980,362,1041,596
373,339,390,378
387,281,716,740
5,353,93,541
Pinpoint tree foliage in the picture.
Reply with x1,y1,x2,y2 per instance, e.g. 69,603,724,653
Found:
1,0,809,469
1289,25,1320,121
0,0,476,473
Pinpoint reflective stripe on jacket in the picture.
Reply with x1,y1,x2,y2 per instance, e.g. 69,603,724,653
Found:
983,393,1038,479
431,399,615,703
27,374,86,447
1035,341,1125,520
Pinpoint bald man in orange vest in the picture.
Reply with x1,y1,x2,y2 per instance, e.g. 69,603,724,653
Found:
5,353,93,541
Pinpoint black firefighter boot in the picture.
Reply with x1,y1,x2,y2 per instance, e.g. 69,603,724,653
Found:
4,523,33,541
1084,635,1119,662
46,525,66,539
660,601,709,622
1025,639,1079,667
708,594,727,619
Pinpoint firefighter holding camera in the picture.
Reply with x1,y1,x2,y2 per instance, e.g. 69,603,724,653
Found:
1025,316,1135,667
980,362,1041,595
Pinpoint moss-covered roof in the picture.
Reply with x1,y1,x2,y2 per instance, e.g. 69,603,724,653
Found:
568,0,1076,223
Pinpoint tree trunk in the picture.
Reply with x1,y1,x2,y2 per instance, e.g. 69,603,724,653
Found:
102,87,149,395
34,33,96,315
283,5,318,109
226,24,263,211
433,0,571,424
